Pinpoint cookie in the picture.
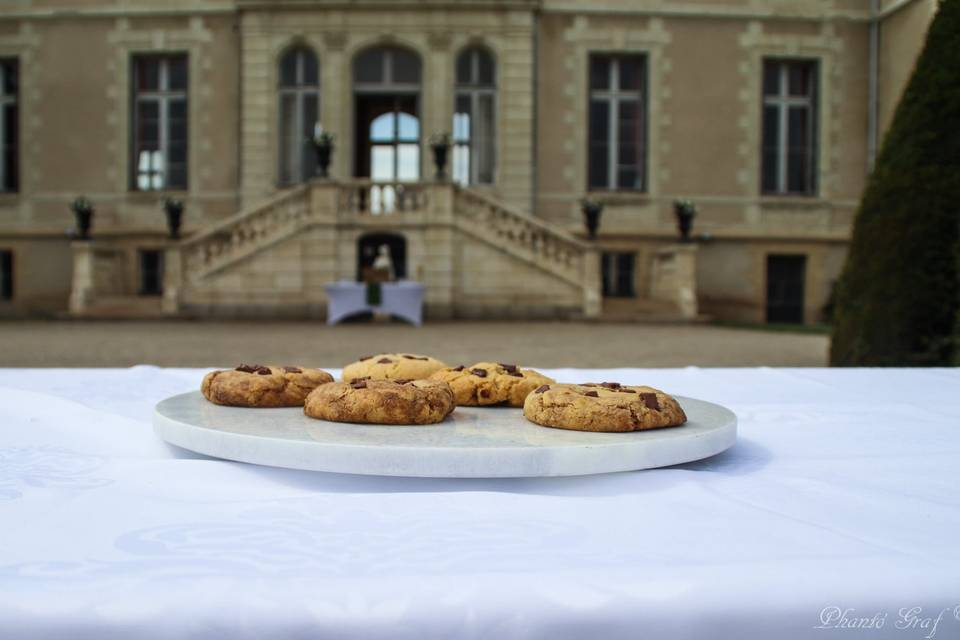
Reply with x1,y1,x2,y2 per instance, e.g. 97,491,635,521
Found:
201,364,334,408
341,353,448,382
304,378,455,425
522,382,687,432
429,362,554,407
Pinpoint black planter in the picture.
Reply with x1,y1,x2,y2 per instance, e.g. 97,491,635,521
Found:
581,201,604,239
164,202,184,239
72,207,93,240
314,142,333,178
674,203,696,242
432,144,449,181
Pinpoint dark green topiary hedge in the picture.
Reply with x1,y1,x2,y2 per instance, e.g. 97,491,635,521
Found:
830,0,960,366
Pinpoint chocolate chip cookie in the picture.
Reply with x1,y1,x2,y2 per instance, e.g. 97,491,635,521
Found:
304,378,455,425
523,382,687,432
429,362,554,407
201,364,334,408
341,353,448,383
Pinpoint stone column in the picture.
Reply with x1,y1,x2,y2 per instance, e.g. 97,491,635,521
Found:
162,245,182,315
68,242,96,316
582,247,602,318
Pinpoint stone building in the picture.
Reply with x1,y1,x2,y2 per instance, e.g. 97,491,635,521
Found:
0,0,937,322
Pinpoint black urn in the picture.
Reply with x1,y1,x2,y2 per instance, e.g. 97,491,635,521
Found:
674,200,697,242
70,197,94,240
431,142,449,181
313,133,335,179
581,199,604,239
163,198,184,239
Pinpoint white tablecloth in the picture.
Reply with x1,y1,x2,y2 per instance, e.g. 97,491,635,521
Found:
1,367,959,639
325,281,425,325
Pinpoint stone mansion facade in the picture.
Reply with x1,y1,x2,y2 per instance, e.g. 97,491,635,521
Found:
0,0,936,322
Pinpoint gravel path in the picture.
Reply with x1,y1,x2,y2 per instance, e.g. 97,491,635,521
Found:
0,320,828,368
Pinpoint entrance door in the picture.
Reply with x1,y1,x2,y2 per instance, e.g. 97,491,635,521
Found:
354,94,420,181
766,254,806,323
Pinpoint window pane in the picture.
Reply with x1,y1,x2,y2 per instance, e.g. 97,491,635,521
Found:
370,145,394,181
0,250,12,300
616,99,642,189
355,49,383,83
135,57,160,92
278,93,298,185
453,94,471,142
301,93,318,179
616,252,635,297
452,143,469,186
370,113,395,142
396,144,419,180
391,49,421,84
787,106,812,193
397,112,419,141
168,56,188,91
788,62,814,97
139,250,164,296
618,57,643,91
590,56,610,91
762,60,779,96
588,99,609,189
477,50,494,85
456,50,472,85
761,104,779,193
280,50,299,87
301,49,319,85
2,61,17,95
2,103,17,191
475,93,495,184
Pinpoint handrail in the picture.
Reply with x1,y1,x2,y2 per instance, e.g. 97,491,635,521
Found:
180,183,311,247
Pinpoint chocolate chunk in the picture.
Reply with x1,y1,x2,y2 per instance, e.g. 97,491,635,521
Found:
508,371,523,377
599,382,622,389
359,355,373,361
351,380,368,389
453,365,465,371
479,389,490,398
377,358,392,364
618,388,636,394
236,364,257,373
640,392,660,410
256,368,271,375
583,390,599,397
394,379,412,384
402,355,428,360
471,368,487,378
534,385,550,393
348,376,370,382
499,363,518,373
283,366,302,373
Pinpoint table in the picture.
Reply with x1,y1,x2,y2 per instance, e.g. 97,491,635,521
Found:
1,367,958,639
324,280,424,326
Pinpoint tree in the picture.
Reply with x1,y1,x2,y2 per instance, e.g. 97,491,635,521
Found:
830,0,960,366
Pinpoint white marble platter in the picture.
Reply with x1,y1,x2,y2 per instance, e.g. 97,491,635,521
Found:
154,391,737,478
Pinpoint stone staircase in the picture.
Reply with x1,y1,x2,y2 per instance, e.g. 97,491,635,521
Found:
159,179,602,319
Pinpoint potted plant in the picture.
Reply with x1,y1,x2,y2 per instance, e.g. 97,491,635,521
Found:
312,130,336,179
673,199,697,242
430,132,451,181
70,196,94,239
163,197,184,239
580,197,604,239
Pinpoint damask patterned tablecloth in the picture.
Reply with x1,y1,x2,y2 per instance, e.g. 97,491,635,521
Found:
1,367,959,639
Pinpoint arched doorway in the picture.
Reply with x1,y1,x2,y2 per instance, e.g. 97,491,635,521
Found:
357,232,407,281
353,46,422,182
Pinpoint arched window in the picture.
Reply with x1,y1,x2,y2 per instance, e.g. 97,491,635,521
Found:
453,47,496,185
278,46,319,186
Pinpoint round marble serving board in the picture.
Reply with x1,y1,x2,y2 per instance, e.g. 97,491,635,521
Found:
154,391,737,478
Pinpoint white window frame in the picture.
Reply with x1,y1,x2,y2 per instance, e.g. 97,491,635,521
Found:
589,55,646,192
762,59,818,196
132,55,188,191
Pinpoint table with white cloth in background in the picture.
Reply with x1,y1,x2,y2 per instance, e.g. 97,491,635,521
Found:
324,280,424,326
1,367,959,640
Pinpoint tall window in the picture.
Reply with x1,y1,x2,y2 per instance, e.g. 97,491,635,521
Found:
278,46,319,186
762,59,818,196
453,47,496,186
0,60,17,193
588,54,646,191
0,249,12,300
132,54,188,191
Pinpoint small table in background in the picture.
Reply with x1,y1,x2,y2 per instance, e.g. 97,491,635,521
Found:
324,280,425,326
